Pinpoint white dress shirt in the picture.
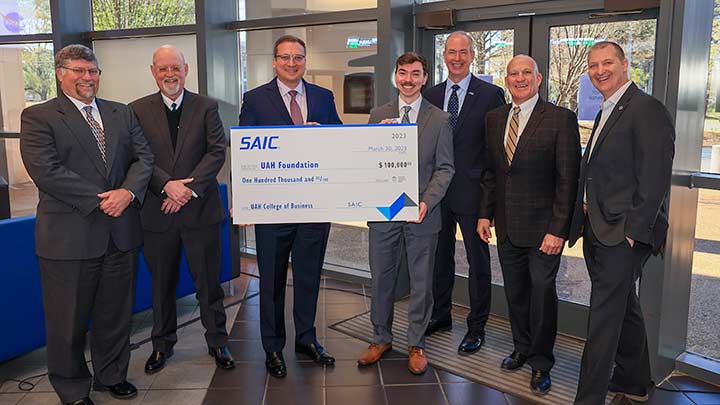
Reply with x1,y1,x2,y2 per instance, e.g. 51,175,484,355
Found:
503,93,539,145
587,80,633,159
277,79,308,123
65,93,104,130
161,90,184,110
398,95,423,124
442,73,472,112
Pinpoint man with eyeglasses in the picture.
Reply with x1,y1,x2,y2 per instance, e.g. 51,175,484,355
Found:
238,34,342,378
423,31,506,354
130,45,234,375
19,44,153,405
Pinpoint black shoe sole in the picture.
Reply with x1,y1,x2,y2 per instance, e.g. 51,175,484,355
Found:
424,326,452,336
144,365,165,375
457,346,481,355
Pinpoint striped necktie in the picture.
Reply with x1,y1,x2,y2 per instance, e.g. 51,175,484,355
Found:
401,105,412,123
83,106,106,165
505,106,521,164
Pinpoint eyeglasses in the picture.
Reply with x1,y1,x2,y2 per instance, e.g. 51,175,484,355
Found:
61,66,102,77
155,65,185,74
275,54,306,63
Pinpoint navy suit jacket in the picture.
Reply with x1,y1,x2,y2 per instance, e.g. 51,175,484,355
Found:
238,78,342,126
424,75,505,215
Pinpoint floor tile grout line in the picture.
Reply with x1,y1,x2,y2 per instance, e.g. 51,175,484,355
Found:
261,373,269,405
434,368,451,405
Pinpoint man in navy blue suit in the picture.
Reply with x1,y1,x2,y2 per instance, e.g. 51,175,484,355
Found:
424,31,505,353
238,35,342,379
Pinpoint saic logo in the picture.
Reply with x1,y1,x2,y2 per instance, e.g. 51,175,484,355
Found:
240,135,279,150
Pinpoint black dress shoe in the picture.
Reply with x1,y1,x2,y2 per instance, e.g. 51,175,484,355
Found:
208,346,235,369
93,380,137,400
265,351,287,378
295,342,335,366
500,351,527,371
458,332,485,354
530,369,551,395
66,398,94,405
144,349,172,374
424,318,452,336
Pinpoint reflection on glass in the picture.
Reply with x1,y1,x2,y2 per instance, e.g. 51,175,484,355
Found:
92,0,195,30
688,189,720,360
433,30,514,101
702,2,720,173
241,0,376,20
0,0,50,35
548,20,657,145
240,23,377,272
0,42,53,217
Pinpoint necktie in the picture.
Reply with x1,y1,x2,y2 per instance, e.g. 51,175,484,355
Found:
288,90,304,125
401,105,412,123
505,106,521,164
447,84,460,129
171,102,177,112
83,106,106,165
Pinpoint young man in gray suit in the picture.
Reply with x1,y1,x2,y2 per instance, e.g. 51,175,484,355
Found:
357,52,454,375
20,44,153,405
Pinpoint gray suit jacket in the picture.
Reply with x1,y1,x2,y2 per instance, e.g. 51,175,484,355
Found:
20,93,153,260
368,98,455,235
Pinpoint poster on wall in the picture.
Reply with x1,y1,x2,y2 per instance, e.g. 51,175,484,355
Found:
0,1,22,35
577,73,603,121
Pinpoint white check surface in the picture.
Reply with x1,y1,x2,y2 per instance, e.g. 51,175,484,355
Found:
230,124,419,224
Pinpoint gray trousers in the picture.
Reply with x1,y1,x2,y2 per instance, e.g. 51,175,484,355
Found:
369,223,437,348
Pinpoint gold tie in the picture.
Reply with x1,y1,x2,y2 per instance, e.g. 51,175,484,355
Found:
505,106,521,164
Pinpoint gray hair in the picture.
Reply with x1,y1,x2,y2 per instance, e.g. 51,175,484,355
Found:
54,44,98,69
444,31,475,53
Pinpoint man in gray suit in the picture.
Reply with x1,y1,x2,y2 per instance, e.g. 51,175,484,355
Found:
20,44,153,405
357,52,454,375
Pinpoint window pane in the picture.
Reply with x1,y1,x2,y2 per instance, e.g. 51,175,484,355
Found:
687,189,720,360
240,0,376,20
240,22,377,273
92,0,195,31
0,42,54,217
0,0,51,35
433,30,513,101
93,35,198,103
702,2,720,173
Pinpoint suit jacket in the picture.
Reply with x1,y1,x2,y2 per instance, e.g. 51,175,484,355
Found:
368,99,455,235
20,93,153,260
424,76,506,215
568,83,675,252
130,90,226,232
479,98,581,247
238,78,342,126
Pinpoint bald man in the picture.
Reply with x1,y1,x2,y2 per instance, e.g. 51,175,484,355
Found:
130,45,234,373
478,55,580,395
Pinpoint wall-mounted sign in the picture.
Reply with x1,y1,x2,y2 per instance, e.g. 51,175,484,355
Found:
347,37,378,49
0,0,22,35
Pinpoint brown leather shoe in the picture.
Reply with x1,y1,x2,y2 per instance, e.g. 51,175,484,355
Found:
408,346,428,375
357,343,392,366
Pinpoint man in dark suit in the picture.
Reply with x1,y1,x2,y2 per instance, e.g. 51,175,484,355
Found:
478,55,580,395
569,41,675,405
130,45,233,374
356,52,454,375
238,35,342,378
20,44,153,405
424,31,506,353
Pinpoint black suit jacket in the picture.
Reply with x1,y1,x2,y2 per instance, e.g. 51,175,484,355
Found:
568,83,675,252
479,98,581,247
130,90,226,232
238,78,342,126
424,76,506,215
20,93,153,260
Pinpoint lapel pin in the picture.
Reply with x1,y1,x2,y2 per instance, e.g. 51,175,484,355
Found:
619,106,624,111
468,92,474,96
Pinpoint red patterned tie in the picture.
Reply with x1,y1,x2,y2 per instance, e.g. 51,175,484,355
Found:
288,90,304,125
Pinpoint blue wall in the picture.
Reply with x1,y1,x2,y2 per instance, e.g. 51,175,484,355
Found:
0,184,233,362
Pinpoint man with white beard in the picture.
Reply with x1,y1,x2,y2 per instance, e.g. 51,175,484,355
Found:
130,45,234,374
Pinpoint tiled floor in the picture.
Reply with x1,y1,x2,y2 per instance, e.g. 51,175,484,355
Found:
1,258,719,404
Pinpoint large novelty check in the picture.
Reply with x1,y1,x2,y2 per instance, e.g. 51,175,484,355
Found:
230,124,419,224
